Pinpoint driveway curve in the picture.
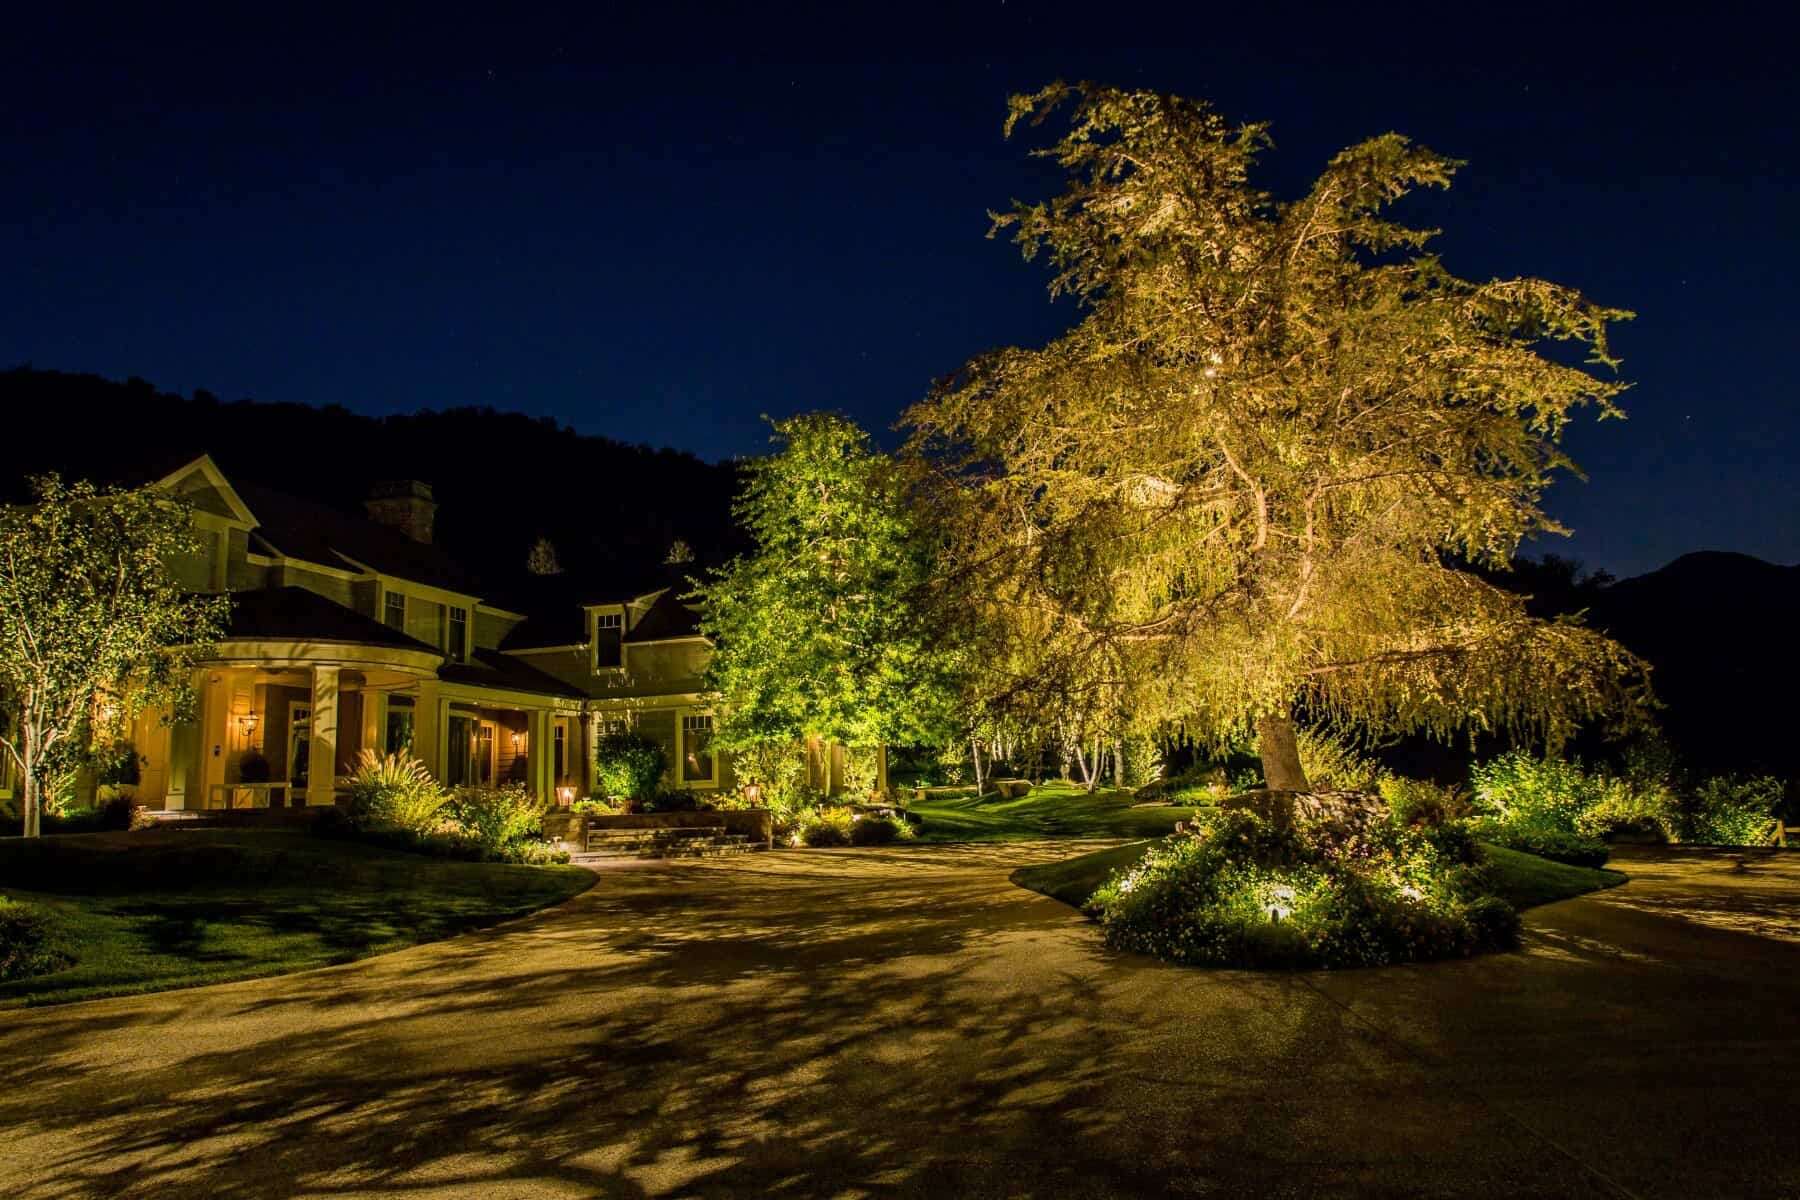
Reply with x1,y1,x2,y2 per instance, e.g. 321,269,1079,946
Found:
2,843,1797,1199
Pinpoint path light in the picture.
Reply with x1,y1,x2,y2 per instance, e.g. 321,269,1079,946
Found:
1398,884,1424,902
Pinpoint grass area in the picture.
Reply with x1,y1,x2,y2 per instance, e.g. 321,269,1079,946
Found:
0,829,594,1007
907,781,1207,842
1481,843,1628,910
1012,836,1628,913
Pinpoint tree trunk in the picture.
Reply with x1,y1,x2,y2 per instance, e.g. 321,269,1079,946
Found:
1086,737,1102,794
1112,738,1125,790
970,736,986,795
22,722,41,838
1256,714,1310,792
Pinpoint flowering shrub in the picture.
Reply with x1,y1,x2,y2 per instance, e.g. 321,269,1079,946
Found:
447,784,548,857
1087,809,1517,969
798,807,855,847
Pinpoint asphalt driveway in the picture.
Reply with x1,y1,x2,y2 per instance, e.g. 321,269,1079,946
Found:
2,843,1796,1199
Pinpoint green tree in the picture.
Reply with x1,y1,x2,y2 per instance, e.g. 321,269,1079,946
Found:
697,413,956,758
0,476,228,836
906,83,1651,792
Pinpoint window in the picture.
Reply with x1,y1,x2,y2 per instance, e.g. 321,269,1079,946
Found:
594,612,623,670
384,591,406,630
447,606,468,663
682,714,715,783
385,696,415,753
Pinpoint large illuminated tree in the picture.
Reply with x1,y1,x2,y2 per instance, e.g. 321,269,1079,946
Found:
0,477,227,836
697,414,957,757
906,84,1651,792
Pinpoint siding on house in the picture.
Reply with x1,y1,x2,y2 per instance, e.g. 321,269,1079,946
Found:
474,607,523,651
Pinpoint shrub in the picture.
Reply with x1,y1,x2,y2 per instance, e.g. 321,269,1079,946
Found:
839,746,882,798
237,750,274,784
447,784,547,857
347,750,451,833
848,815,906,845
642,788,704,813
1294,728,1383,793
594,732,668,805
1087,808,1512,969
1468,752,1613,864
0,897,70,983
1378,776,1471,827
799,808,854,847
1670,775,1783,846
570,797,620,816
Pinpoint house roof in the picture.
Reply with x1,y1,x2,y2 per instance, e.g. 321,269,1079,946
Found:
222,587,441,653
234,483,487,597
439,648,588,699
623,588,703,642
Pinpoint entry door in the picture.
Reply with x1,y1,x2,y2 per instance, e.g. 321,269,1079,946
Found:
473,722,495,785
289,703,312,786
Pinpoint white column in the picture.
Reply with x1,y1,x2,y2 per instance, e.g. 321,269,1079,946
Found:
525,709,553,803
579,712,596,801
412,679,441,779
306,665,340,807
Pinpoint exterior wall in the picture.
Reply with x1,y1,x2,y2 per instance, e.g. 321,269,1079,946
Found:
224,529,266,590
166,526,222,592
402,593,445,649
622,640,708,691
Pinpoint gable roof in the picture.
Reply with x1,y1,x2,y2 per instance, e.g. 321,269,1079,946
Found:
439,648,588,699
623,588,703,642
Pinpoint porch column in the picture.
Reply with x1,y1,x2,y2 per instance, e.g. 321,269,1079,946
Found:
305,665,340,807
412,679,442,779
525,709,553,804
579,712,596,800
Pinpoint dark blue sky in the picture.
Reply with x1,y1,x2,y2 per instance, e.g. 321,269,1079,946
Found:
4,6,1795,577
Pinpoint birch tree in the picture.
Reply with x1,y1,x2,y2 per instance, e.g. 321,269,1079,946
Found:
0,476,227,836
906,83,1652,792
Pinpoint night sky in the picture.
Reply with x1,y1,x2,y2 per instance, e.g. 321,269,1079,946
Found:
4,7,1794,578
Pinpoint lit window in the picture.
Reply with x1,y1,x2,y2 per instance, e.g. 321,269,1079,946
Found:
682,714,715,783
385,696,415,752
594,612,623,670
448,606,468,663
384,591,406,630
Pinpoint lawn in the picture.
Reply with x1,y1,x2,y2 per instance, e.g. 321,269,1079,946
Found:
906,781,1207,842
1012,836,1628,912
0,829,594,1007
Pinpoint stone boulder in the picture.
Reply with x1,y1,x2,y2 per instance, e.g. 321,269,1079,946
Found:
1219,788,1389,835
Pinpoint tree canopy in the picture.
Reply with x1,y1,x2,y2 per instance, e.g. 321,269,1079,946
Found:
0,476,228,835
696,413,957,753
905,83,1652,788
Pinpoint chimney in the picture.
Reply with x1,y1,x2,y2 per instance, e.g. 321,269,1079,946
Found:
364,480,438,544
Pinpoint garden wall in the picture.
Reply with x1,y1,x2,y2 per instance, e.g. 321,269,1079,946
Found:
543,807,773,849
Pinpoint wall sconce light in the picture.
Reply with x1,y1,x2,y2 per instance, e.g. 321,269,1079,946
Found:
512,731,525,752
240,712,260,737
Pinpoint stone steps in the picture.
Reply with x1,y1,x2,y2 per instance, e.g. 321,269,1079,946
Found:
580,823,761,861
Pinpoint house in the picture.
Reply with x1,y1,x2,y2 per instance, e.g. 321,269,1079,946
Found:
44,454,735,812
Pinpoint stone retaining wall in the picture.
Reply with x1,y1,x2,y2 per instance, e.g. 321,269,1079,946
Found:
543,807,773,850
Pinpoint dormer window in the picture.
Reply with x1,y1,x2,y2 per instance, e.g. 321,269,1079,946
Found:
594,612,623,670
384,591,406,630
447,606,468,663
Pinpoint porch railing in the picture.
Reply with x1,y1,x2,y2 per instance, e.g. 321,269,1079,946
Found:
205,782,296,810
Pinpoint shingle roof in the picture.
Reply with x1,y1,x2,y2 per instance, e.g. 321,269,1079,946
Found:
440,649,588,699
222,587,441,653
235,483,487,597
